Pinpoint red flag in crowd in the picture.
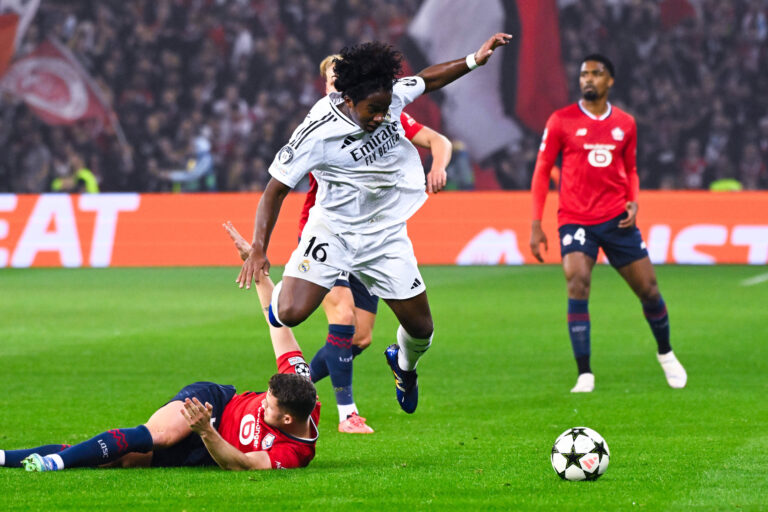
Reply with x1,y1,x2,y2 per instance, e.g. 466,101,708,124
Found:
0,0,40,74
0,12,17,75
0,38,114,127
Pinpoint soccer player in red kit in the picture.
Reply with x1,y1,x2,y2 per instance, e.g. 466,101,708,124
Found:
300,55,451,434
8,242,320,472
529,54,687,393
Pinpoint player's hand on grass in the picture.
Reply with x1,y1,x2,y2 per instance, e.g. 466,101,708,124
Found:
618,201,638,228
426,167,447,194
474,33,513,66
530,220,548,263
223,221,251,262
181,397,214,434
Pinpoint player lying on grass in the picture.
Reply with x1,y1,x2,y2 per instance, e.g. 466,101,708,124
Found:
1,262,320,471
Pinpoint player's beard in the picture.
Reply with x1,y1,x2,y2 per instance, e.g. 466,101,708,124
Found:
582,90,599,101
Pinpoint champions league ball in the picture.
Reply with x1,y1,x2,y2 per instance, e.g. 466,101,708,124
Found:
551,427,610,481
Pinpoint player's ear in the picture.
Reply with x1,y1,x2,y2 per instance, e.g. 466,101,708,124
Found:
281,413,294,426
344,95,355,109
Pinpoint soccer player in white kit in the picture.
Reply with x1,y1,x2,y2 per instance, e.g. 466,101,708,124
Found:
238,33,512,413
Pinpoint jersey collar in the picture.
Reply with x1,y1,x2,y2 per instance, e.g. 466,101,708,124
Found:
279,416,319,444
578,100,612,121
329,92,362,131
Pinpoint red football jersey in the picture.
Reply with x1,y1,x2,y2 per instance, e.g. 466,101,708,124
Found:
298,111,424,236
531,102,639,226
217,351,320,469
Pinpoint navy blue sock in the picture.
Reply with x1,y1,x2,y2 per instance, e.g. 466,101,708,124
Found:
643,296,671,354
309,345,329,382
568,299,592,374
324,324,355,406
351,346,364,358
2,444,70,467
56,425,153,468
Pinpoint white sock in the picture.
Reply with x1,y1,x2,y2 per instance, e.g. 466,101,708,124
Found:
0,450,5,466
396,325,432,371
49,453,64,470
338,403,357,422
269,281,284,326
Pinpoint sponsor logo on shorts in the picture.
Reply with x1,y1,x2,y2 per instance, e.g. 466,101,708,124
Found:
262,433,275,450
563,234,573,246
298,259,310,272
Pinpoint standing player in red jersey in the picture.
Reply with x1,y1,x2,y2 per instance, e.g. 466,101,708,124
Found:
529,54,687,393
7,238,320,472
298,55,451,434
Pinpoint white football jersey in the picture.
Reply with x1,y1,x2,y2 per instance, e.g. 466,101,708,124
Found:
269,76,428,234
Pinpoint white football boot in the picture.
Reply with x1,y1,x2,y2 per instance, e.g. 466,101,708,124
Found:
570,372,595,393
657,351,687,388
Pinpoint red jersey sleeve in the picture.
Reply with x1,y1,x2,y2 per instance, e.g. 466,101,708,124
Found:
267,444,302,469
276,350,310,377
624,120,639,202
531,113,563,220
298,174,318,238
401,111,424,140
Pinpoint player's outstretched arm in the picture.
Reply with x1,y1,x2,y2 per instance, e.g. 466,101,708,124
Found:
411,126,451,194
182,397,272,470
236,178,291,290
417,33,512,93
224,221,302,358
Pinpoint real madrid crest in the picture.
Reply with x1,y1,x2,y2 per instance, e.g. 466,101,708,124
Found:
277,145,294,165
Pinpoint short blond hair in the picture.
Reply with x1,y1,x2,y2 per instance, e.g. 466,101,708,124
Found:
319,54,342,78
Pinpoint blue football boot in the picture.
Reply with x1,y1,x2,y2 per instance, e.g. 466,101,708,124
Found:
384,344,418,413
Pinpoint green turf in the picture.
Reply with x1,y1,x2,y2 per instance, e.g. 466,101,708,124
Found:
1,265,766,510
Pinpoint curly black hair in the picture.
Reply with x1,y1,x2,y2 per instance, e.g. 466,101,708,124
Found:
582,53,615,78
333,42,403,104
268,373,317,421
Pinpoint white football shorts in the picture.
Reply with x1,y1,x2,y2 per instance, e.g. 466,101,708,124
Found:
282,215,425,300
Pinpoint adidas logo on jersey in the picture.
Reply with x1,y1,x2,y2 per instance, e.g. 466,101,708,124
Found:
341,135,357,149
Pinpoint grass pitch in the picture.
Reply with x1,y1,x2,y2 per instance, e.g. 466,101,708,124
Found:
1,265,766,511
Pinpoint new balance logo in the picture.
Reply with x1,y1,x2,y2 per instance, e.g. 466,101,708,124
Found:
410,277,422,290
341,135,357,148
576,128,587,136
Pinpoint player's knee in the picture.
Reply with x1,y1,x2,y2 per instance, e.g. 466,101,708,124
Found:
405,318,434,340
638,282,660,303
567,279,590,299
276,303,309,327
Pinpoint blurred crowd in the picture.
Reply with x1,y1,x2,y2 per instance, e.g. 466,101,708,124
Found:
1,0,767,193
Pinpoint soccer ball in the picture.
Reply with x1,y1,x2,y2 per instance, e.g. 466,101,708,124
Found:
551,427,610,481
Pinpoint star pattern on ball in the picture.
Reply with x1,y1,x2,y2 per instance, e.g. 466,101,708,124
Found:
564,445,585,469
569,428,587,441
590,440,609,458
